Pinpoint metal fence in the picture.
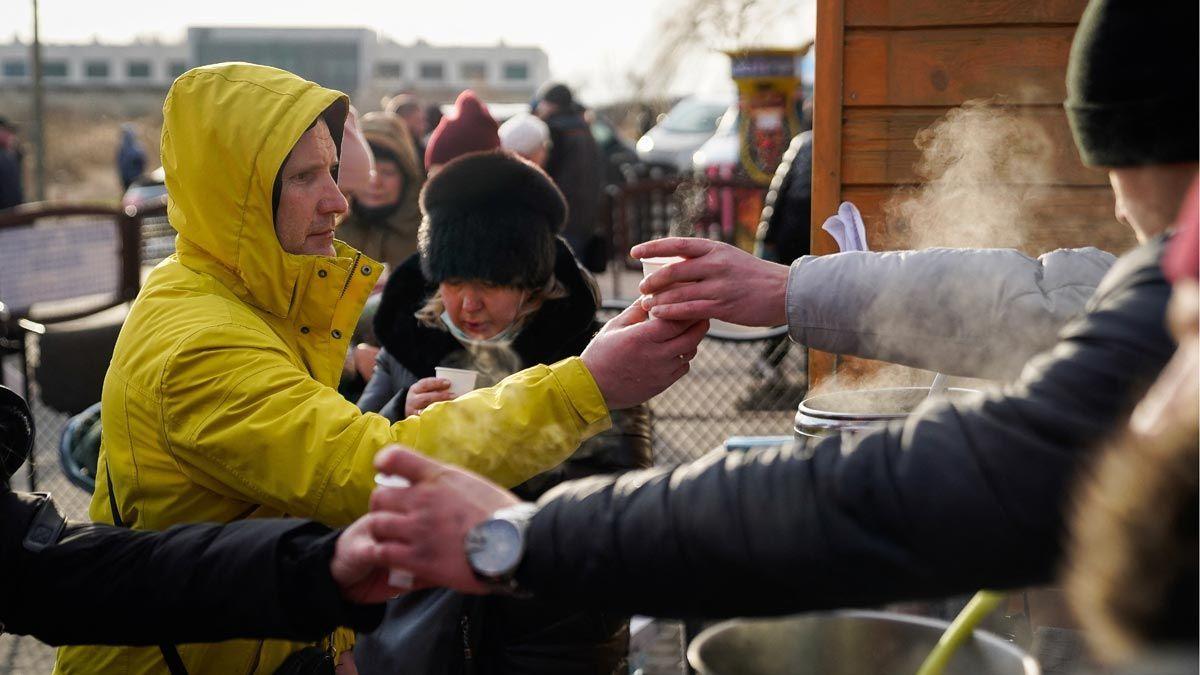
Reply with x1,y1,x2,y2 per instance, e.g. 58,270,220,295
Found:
0,199,173,673
596,301,804,466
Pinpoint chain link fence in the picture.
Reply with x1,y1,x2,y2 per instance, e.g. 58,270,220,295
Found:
596,301,805,466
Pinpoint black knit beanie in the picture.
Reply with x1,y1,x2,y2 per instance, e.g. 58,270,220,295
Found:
1065,0,1199,167
418,151,567,289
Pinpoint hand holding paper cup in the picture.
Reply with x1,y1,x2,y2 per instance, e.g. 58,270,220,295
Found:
434,367,478,397
632,237,790,329
641,254,759,334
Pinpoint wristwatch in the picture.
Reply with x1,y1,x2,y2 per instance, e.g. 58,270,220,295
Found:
464,502,539,594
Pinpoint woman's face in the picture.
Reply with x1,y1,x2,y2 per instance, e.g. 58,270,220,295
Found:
358,158,404,208
440,280,526,340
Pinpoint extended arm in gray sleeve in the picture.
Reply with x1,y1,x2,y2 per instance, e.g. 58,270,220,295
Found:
784,246,1116,380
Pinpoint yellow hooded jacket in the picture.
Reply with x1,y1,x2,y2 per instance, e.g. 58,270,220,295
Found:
54,63,609,675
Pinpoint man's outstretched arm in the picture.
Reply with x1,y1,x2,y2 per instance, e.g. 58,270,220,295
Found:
0,489,412,646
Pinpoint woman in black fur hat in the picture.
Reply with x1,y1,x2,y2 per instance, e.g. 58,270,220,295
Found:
354,150,650,675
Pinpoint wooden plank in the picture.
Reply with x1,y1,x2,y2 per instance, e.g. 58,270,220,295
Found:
845,0,1086,27
839,185,1136,256
843,27,1076,107
841,107,1108,187
812,0,846,259
808,0,847,386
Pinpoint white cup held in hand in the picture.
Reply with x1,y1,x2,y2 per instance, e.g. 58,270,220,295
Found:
434,366,478,397
640,256,685,282
373,472,415,589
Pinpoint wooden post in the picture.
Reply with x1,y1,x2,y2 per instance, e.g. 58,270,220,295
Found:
808,0,845,386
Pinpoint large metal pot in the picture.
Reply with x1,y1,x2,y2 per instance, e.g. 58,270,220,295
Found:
795,386,982,438
687,610,1040,675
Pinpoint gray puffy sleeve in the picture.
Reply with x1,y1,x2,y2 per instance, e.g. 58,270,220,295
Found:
785,246,1116,380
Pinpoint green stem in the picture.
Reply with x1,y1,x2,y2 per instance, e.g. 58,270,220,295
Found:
915,590,1005,675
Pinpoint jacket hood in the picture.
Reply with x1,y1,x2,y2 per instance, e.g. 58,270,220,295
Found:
349,111,425,232
162,62,352,318
374,238,600,377
359,112,424,185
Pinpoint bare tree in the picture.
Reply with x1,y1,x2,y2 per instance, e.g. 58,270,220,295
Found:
630,0,809,100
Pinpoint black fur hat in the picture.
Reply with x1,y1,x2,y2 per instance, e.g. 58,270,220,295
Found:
418,150,567,289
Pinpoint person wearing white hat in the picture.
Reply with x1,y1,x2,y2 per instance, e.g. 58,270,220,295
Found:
499,113,551,168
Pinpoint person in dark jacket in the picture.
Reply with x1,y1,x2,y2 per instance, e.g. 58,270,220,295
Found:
116,123,147,192
755,130,812,266
358,0,1199,626
0,385,404,647
1064,214,1198,672
533,82,604,271
0,117,23,210
355,150,651,674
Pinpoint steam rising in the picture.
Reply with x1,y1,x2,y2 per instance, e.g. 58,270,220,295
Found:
885,101,1054,250
815,101,1062,396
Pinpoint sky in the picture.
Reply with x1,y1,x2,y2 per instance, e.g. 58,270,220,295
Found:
9,0,814,103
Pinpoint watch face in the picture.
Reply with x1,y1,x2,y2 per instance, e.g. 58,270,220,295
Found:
466,519,522,577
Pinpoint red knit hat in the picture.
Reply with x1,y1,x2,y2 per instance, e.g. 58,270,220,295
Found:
424,90,500,170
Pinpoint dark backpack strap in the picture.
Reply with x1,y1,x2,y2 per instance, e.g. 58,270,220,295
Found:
105,464,189,675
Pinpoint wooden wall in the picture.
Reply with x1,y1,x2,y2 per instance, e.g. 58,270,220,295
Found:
808,0,1135,384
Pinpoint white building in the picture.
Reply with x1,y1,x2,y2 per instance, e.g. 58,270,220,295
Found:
0,27,550,106
0,38,188,90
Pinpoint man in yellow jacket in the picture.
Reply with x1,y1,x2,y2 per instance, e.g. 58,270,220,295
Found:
55,62,706,675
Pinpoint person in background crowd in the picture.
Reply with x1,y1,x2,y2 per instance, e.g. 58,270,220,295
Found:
756,130,812,266
359,1,1196,650
0,384,403,647
0,116,24,209
499,112,551,168
383,93,428,159
1065,189,1198,674
355,151,650,675
55,62,706,675
116,123,147,192
741,129,814,411
337,111,426,268
336,107,390,403
532,82,604,271
423,103,444,145
425,90,499,175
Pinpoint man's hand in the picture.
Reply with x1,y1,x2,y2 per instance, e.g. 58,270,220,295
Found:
405,377,455,417
330,510,422,604
580,300,708,409
633,237,790,327
352,344,380,380
367,445,521,594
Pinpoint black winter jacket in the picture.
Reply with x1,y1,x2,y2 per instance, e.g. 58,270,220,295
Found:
356,240,651,674
543,112,602,262
515,236,1174,618
757,131,812,265
0,489,382,645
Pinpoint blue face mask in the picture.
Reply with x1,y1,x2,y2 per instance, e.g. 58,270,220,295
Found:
440,299,524,346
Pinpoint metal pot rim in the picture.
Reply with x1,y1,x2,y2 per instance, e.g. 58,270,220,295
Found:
687,609,1040,675
798,386,981,421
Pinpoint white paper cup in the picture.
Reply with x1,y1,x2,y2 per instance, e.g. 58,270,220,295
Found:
374,473,412,489
373,472,414,589
709,318,767,335
640,256,685,280
435,366,478,397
